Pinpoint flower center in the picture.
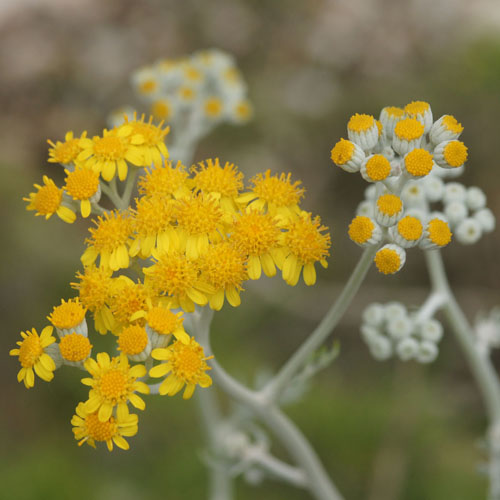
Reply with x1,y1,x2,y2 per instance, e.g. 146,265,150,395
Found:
99,369,128,400
19,335,43,367
443,141,468,167
404,149,434,177
348,216,375,244
284,215,331,264
118,325,148,355
147,307,181,335
52,139,81,164
251,170,304,207
87,211,132,252
377,194,402,216
139,79,157,94
174,349,203,381
59,333,92,362
394,118,424,141
374,248,401,274
138,163,188,198
201,243,247,289
49,299,86,329
365,155,391,181
93,136,125,160
442,115,463,134
34,184,62,214
428,219,452,246
85,412,117,442
204,97,223,117
348,114,375,133
65,168,100,200
404,101,430,116
231,211,280,255
176,195,222,235
397,216,423,240
192,159,243,197
152,100,171,119
331,139,355,165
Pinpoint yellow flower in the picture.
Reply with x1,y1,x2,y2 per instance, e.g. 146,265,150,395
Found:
47,297,87,336
72,402,138,451
64,166,100,218
71,266,116,334
122,114,169,167
281,213,331,286
78,127,142,182
138,161,190,200
117,325,151,361
238,170,304,218
82,353,149,422
48,131,87,165
190,158,244,213
204,97,223,118
200,241,248,310
59,333,92,365
24,175,76,224
150,337,212,399
143,252,214,313
81,210,133,271
10,327,57,389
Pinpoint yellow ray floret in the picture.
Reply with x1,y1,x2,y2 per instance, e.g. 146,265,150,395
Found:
282,213,331,286
48,131,87,165
81,210,133,271
150,337,213,400
24,175,76,223
82,352,149,423
72,402,138,451
10,326,56,389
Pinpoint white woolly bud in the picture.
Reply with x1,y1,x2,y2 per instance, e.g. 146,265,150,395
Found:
401,181,426,207
455,217,483,245
360,324,381,344
444,201,468,228
396,337,419,361
364,184,377,200
387,316,413,340
466,187,487,211
423,175,444,203
356,200,374,217
384,302,408,322
369,334,393,361
362,303,385,327
416,341,439,363
443,182,467,204
474,208,496,233
419,318,443,343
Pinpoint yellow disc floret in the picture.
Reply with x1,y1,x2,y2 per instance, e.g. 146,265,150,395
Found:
138,161,189,199
404,101,430,116
374,248,401,274
394,118,424,140
191,158,243,199
204,97,223,117
348,216,375,245
48,131,85,165
348,114,375,132
151,99,172,120
150,337,213,399
365,155,391,181
404,149,434,177
384,107,405,118
109,280,149,331
118,325,148,356
48,298,87,330
64,167,100,200
428,219,452,246
442,115,464,134
59,333,92,362
443,141,468,167
147,307,183,335
397,216,423,241
377,194,402,216
330,139,355,165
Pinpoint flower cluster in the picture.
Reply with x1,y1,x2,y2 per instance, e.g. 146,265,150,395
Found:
13,115,330,451
109,49,252,159
332,102,496,274
361,302,443,363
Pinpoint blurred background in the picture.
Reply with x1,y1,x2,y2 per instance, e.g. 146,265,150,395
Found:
2,0,500,498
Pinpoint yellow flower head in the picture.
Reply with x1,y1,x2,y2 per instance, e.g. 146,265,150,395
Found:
348,216,377,246
362,154,392,182
122,114,169,167
138,161,189,200
10,326,56,388
190,158,244,212
118,325,150,360
82,210,133,271
204,97,223,118
151,99,172,120
230,210,282,279
72,402,138,451
239,170,304,218
404,149,434,177
233,100,253,123
64,166,100,218
82,352,149,423
47,298,87,335
394,118,425,141
143,252,213,312
145,306,189,344
150,337,213,400
109,277,150,333
48,131,87,165
282,213,331,286
374,245,406,274
24,175,76,224
59,333,92,364
200,241,248,310
130,195,178,258
71,266,116,334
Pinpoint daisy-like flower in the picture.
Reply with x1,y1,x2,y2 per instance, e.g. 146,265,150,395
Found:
374,244,406,275
10,326,57,388
59,332,92,367
149,337,213,400
71,265,116,334
48,131,87,166
129,195,178,258
190,158,244,213
143,251,214,312
64,166,101,218
72,402,138,451
122,114,169,167
24,175,76,224
330,138,365,173
238,170,304,219
47,297,88,337
175,193,228,260
281,213,331,286
78,127,142,182
200,241,248,310
81,210,133,271
82,352,149,422
230,209,283,279
348,215,382,247
138,161,190,200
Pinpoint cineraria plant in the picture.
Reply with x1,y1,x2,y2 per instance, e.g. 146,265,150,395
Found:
12,48,500,500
